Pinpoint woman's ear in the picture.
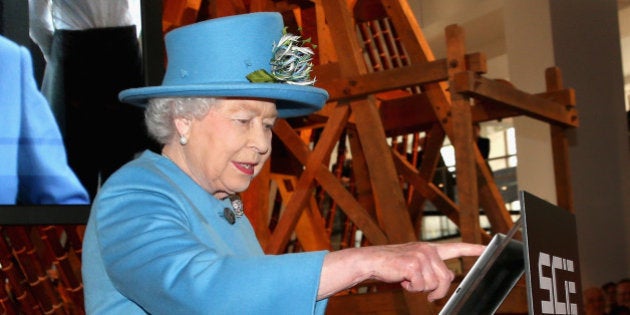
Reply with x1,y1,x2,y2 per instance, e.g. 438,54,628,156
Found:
174,117,191,138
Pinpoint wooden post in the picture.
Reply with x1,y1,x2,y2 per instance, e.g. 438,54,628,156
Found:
446,25,481,252
546,67,576,212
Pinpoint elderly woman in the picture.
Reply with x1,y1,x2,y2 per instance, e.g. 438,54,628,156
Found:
82,12,484,314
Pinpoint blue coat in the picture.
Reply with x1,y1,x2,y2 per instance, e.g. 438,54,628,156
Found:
0,35,88,205
82,151,329,314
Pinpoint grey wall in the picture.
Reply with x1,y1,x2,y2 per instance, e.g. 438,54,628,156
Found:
548,0,630,287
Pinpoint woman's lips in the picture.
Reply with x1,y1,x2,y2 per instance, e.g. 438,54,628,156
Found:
233,161,255,175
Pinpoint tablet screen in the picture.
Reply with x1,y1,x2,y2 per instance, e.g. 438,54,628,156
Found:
439,232,525,314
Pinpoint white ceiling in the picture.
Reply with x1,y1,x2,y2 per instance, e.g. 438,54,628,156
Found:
410,0,505,60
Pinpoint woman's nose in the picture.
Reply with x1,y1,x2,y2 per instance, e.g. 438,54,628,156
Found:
249,124,271,155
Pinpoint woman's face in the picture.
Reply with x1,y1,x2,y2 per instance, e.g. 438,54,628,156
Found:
174,98,277,199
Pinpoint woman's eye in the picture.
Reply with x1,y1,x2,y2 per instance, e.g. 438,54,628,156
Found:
264,118,277,128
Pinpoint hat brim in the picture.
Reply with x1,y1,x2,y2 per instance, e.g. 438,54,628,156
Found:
119,83,329,118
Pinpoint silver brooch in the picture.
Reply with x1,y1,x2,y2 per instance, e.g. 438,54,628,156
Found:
221,195,244,225
229,195,244,217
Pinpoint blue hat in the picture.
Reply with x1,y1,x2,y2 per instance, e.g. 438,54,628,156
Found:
119,12,329,118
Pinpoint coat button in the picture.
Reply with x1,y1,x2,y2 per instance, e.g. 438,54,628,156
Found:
223,207,236,225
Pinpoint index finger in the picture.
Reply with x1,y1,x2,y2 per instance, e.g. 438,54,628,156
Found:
433,242,486,260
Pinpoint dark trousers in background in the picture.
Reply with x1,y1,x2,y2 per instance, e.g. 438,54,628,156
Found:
43,25,156,200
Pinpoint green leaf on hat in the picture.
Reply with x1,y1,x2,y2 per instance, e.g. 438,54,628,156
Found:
246,69,278,83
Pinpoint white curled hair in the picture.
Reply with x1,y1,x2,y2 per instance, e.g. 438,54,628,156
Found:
145,97,218,145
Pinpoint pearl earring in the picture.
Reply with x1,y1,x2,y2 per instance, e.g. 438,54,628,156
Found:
179,135,188,145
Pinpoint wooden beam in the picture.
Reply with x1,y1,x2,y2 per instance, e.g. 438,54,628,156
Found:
272,174,331,251
475,147,514,234
265,103,352,254
314,161,388,245
352,96,417,243
319,0,367,76
272,118,389,246
446,24,481,250
471,100,522,122
546,67,575,212
378,91,574,137
378,93,437,136
392,150,492,243
242,160,271,245
379,0,439,63
314,53,486,101
452,71,579,128
327,290,431,315
415,124,447,210
346,128,379,225
537,89,576,108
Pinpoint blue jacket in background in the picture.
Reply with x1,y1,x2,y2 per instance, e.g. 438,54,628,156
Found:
0,35,89,205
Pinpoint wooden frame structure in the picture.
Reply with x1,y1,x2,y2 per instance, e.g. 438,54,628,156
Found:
237,1,577,313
